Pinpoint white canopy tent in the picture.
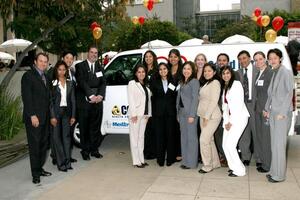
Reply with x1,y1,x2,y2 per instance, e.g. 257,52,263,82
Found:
0,38,33,52
221,34,254,44
141,39,172,49
275,36,289,46
179,38,203,46
0,52,15,61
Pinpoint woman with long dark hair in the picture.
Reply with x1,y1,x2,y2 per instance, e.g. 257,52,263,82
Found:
50,60,76,172
221,66,249,177
176,61,200,169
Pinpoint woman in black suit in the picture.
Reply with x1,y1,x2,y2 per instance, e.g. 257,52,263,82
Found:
150,63,177,166
50,61,76,172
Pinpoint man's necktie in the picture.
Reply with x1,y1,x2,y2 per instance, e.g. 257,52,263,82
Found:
243,68,249,100
41,73,46,86
91,64,94,74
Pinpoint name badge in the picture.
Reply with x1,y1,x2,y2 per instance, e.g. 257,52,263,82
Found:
258,80,264,86
96,71,103,78
176,84,181,91
168,83,175,91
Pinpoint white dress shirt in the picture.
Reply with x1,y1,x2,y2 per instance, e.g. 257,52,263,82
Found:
59,81,67,107
244,63,253,100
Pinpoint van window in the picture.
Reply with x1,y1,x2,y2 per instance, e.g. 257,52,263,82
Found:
104,54,142,85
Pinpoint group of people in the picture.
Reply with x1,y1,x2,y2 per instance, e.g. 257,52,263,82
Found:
127,48,294,183
21,45,106,184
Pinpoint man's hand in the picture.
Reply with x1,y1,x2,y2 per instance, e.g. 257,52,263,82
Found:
89,95,97,103
70,118,76,126
50,118,57,127
31,115,39,127
95,95,103,103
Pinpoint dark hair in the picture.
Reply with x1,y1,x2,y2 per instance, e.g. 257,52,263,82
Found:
52,60,68,82
35,52,49,61
157,62,172,80
267,48,283,60
168,49,183,82
253,51,266,59
133,64,148,85
143,50,158,75
199,63,219,87
87,44,98,52
220,66,235,92
217,53,230,62
62,51,76,58
180,61,196,84
237,50,251,58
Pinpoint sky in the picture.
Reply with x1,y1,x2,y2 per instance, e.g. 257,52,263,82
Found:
200,0,240,11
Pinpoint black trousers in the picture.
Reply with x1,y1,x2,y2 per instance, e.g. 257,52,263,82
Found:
77,103,104,153
51,107,71,170
144,117,156,159
153,116,176,165
25,119,50,178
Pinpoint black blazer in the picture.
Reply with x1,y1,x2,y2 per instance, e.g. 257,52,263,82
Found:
50,80,76,119
75,60,106,108
21,67,50,124
254,66,273,113
150,77,177,117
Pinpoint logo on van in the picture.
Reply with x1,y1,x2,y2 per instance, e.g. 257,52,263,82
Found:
112,105,121,115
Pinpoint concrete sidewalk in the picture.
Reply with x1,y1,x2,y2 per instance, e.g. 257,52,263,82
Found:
1,135,300,200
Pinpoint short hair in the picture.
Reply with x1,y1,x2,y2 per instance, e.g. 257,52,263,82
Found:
217,53,230,62
87,44,98,52
62,51,75,58
237,50,251,58
35,52,49,61
267,48,283,59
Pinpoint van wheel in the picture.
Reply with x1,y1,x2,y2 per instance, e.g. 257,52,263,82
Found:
73,123,81,148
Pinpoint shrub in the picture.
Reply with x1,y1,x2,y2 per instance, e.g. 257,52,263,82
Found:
0,87,23,140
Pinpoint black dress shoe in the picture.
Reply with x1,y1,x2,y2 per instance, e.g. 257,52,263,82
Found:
142,162,149,167
267,176,280,183
59,168,68,172
70,158,77,163
198,169,208,174
266,174,272,179
228,172,238,177
228,170,233,173
134,164,145,168
91,151,103,159
180,165,190,169
68,166,73,170
166,162,173,167
52,159,57,165
257,167,269,173
243,160,250,166
41,170,52,177
256,162,262,167
81,151,90,160
32,177,40,184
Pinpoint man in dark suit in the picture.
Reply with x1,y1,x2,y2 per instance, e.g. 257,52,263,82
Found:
21,53,52,184
75,45,106,160
237,50,259,166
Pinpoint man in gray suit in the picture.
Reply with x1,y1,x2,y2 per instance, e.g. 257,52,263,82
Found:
237,50,259,166
264,48,294,182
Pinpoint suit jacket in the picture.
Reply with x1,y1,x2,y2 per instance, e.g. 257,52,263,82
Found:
264,65,294,116
75,60,106,108
222,81,250,127
238,63,259,107
197,79,222,120
254,66,273,113
127,80,152,117
21,67,50,124
150,77,177,117
176,78,200,118
50,80,76,119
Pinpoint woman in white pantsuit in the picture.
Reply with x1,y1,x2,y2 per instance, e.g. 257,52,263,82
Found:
221,66,250,177
128,65,152,168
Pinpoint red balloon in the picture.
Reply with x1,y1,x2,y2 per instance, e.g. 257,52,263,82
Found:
138,16,145,25
272,16,284,31
147,0,154,11
256,16,263,27
90,22,100,31
254,7,262,17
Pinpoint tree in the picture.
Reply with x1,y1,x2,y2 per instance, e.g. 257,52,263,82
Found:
0,0,16,41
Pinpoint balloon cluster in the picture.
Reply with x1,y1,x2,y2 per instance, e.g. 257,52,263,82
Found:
143,0,154,11
90,22,102,40
132,16,145,25
252,7,284,42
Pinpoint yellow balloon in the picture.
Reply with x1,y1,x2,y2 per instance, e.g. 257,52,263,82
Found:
265,29,277,42
143,0,148,8
252,13,257,22
132,16,139,25
93,27,102,40
261,15,270,27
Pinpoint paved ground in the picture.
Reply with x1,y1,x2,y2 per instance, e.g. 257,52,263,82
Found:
1,134,300,200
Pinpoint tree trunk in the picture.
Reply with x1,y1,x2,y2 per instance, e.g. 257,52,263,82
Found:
0,13,74,89
2,18,7,42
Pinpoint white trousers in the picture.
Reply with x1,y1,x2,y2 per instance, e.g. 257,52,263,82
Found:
223,117,248,176
129,116,148,165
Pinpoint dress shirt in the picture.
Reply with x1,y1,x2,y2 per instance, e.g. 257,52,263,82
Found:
244,63,253,100
87,60,95,73
58,81,67,107
162,79,168,93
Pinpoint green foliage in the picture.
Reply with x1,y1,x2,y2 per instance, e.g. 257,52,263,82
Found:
104,19,192,51
0,88,23,140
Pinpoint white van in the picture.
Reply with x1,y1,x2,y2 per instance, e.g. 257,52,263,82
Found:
73,43,292,144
